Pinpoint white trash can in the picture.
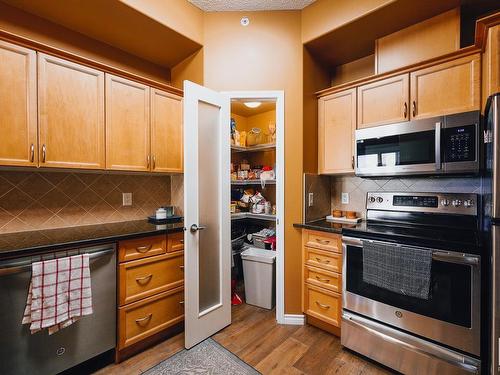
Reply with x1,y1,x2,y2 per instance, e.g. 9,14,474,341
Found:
240,247,276,309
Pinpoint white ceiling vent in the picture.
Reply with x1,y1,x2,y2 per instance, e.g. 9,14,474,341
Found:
188,0,316,12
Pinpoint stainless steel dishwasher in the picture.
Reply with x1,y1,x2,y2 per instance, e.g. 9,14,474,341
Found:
0,244,116,375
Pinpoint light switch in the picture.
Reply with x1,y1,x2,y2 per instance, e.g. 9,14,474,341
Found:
341,192,349,204
308,193,314,207
122,193,132,206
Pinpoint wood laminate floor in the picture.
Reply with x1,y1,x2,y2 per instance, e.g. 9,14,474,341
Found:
96,303,392,375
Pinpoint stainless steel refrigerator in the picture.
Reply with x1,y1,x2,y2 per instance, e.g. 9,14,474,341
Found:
484,92,500,374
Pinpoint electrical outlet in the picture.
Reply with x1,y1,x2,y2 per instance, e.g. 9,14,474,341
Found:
308,193,314,207
341,192,349,205
122,192,133,206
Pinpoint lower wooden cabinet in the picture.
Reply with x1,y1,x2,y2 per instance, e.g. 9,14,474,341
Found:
302,229,343,336
117,233,184,360
118,286,184,349
304,284,342,328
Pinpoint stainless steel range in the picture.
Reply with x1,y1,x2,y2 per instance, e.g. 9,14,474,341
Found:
341,192,482,375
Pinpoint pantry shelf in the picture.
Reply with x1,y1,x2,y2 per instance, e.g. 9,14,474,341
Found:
231,212,276,222
231,179,276,185
231,143,276,153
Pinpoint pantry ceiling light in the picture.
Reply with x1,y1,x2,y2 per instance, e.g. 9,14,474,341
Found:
244,102,262,108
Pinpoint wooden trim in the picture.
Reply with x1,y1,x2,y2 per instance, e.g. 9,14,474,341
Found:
475,12,500,52
317,46,481,98
0,29,183,97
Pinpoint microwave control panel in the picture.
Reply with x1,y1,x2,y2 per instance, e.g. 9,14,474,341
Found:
443,124,476,162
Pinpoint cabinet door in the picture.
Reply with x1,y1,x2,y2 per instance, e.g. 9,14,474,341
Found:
318,88,356,174
38,54,105,169
151,88,183,173
0,40,37,167
410,53,480,120
106,74,150,171
357,73,409,129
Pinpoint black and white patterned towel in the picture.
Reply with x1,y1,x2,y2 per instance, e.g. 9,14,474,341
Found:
362,240,432,299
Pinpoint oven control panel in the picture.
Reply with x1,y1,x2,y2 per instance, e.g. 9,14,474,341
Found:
366,192,477,215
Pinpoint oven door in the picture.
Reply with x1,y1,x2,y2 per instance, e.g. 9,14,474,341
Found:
342,236,480,356
355,118,441,177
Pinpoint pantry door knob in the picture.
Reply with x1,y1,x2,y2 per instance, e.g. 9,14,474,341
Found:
190,224,206,233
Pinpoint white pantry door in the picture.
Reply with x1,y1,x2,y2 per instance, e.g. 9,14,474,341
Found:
183,81,231,349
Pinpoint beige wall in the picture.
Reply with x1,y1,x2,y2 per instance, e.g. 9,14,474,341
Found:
171,49,204,88
121,0,204,45
301,0,395,43
0,2,171,84
203,11,304,314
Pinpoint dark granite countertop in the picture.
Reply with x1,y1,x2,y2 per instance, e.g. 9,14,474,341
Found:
294,219,362,234
0,219,184,259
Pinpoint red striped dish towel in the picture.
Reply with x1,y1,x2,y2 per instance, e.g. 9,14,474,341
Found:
22,254,93,335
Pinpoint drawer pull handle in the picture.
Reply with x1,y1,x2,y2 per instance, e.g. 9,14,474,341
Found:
412,101,417,117
315,238,330,245
179,265,184,270
403,102,408,118
179,301,185,305
136,274,153,284
136,245,152,253
315,257,330,264
180,239,184,244
30,143,35,162
316,301,330,309
315,276,330,283
135,313,153,325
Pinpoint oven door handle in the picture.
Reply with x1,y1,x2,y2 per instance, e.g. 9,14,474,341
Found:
432,251,479,266
342,237,480,266
344,313,480,374
0,247,115,276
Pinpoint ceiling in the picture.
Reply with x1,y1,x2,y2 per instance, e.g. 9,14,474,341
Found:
188,0,315,12
231,101,276,117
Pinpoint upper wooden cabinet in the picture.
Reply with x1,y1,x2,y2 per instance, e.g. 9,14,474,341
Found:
318,88,356,174
151,89,183,173
410,53,481,120
357,73,409,129
106,74,151,172
0,40,37,167
38,54,105,169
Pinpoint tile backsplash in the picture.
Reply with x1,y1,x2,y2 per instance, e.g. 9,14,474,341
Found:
0,171,174,234
331,176,481,218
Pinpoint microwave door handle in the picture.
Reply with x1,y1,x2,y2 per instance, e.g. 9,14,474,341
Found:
435,122,441,171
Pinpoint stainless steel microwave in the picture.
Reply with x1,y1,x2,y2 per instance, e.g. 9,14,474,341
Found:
355,111,480,177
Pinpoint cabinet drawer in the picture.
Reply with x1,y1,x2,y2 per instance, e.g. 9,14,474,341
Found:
304,265,341,293
119,252,184,306
304,246,342,273
167,231,184,253
118,287,184,349
119,235,166,262
303,230,341,253
304,284,341,327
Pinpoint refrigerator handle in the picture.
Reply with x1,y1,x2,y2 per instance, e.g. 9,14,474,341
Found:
493,95,500,218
